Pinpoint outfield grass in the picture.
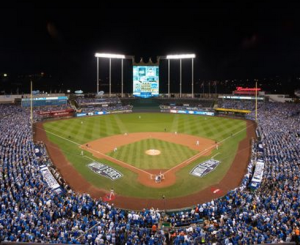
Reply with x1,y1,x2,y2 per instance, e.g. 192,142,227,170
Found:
43,113,247,198
107,138,198,169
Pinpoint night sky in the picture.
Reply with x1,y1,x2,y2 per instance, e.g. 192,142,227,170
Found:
1,1,300,93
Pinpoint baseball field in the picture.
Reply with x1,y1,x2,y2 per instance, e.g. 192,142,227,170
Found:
35,113,255,210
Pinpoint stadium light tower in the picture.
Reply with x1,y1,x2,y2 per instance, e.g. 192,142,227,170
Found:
166,54,196,98
95,53,126,97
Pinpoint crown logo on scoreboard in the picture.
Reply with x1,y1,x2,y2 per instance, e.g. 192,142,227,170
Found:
133,57,159,66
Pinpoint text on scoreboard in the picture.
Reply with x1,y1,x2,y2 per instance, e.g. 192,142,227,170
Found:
133,66,159,98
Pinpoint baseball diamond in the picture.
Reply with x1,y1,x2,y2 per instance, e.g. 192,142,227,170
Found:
35,113,255,210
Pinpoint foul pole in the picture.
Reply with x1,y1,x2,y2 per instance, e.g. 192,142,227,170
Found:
255,80,258,122
30,80,33,127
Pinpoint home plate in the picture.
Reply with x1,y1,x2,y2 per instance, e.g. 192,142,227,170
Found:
211,187,222,194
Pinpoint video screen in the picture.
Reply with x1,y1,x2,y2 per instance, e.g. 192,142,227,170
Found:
133,66,159,98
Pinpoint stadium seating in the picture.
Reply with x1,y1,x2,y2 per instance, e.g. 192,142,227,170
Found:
0,101,300,244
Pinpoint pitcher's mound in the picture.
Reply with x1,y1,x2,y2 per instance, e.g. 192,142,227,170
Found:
145,149,161,156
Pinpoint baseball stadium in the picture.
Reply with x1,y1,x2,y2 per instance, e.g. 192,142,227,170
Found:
1,49,300,245
30,54,257,210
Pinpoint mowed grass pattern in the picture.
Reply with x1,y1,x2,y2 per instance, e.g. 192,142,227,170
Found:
108,138,198,169
44,113,246,143
43,113,248,198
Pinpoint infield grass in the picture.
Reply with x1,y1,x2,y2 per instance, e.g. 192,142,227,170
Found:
108,138,198,169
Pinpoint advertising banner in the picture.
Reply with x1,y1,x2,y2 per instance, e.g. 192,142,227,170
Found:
167,109,214,116
38,109,74,117
53,111,72,117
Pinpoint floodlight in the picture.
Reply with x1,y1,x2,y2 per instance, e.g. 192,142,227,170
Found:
166,54,196,59
95,53,125,59
165,53,196,98
95,52,127,97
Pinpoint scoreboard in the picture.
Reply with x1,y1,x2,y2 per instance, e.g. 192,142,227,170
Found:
133,66,159,98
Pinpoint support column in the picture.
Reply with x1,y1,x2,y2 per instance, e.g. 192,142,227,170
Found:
191,58,194,98
168,59,170,98
180,59,182,98
97,57,99,94
121,59,124,98
109,58,112,97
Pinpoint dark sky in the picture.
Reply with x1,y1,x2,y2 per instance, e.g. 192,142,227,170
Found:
1,1,300,92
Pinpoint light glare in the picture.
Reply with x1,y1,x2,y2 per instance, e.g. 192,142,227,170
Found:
166,54,196,59
95,53,125,59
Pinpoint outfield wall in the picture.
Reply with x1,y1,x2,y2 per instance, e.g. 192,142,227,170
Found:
161,109,215,116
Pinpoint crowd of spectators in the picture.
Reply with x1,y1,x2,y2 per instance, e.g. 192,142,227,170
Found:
218,99,264,111
76,97,133,114
0,104,23,117
79,104,133,114
0,101,300,244
76,97,121,106
34,104,72,113
159,99,214,112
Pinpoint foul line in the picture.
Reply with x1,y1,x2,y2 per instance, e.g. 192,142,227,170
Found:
43,128,81,146
83,155,96,162
211,152,220,159
39,121,252,179
41,128,152,177
85,148,152,177
163,124,251,175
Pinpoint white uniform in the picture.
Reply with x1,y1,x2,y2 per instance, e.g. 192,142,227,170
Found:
109,189,114,199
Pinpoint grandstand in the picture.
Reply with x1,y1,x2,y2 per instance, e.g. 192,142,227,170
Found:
0,97,300,244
